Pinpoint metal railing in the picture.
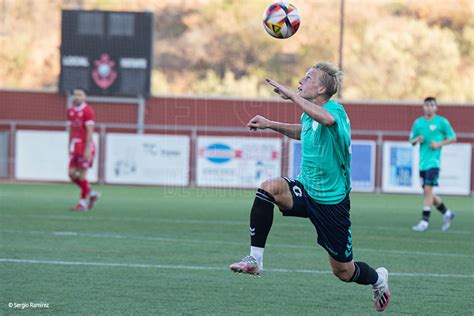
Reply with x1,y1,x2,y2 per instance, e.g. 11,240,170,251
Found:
1,120,473,194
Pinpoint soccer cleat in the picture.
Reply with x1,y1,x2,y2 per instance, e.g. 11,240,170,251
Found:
372,267,390,312
71,203,88,212
441,211,455,232
88,191,102,210
229,256,261,275
412,220,429,232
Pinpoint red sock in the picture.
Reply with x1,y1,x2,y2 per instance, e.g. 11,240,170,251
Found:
78,180,91,199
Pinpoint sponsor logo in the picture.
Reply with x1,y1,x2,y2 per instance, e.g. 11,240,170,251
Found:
142,143,181,157
114,160,137,176
62,55,89,67
345,228,353,257
143,143,158,156
120,58,147,69
199,143,240,164
292,185,302,197
199,142,279,165
249,227,256,236
390,147,413,187
429,125,437,131
92,54,117,89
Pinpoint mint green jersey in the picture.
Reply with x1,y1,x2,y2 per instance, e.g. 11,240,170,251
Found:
409,115,456,171
296,100,351,205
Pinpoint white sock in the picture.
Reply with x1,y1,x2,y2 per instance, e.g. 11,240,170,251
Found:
445,209,452,217
79,199,88,207
250,246,264,268
373,272,384,287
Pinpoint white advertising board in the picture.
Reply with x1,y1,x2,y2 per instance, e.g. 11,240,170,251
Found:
105,133,190,186
382,141,471,195
437,143,472,195
196,136,282,188
15,130,99,182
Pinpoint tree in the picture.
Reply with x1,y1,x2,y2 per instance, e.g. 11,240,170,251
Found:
0,0,472,102
345,18,463,100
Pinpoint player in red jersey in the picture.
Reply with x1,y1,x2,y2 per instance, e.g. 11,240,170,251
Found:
68,88,101,211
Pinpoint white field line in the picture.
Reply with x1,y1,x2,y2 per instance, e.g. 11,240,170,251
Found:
1,229,473,259
1,213,473,235
0,258,473,279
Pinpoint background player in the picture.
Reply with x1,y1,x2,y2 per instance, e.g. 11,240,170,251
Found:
68,88,101,211
410,97,456,232
229,62,390,312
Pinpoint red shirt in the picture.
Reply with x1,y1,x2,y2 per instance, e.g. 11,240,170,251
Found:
67,103,95,153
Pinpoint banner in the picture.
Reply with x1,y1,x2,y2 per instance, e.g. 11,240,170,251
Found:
288,140,376,192
436,143,472,195
382,141,418,193
382,141,471,195
350,141,376,192
196,136,282,188
15,130,99,182
0,132,8,177
105,133,190,185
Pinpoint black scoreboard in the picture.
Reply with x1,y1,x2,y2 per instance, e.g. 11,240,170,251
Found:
60,10,154,97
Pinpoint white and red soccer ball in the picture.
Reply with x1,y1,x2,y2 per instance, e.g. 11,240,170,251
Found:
262,1,300,39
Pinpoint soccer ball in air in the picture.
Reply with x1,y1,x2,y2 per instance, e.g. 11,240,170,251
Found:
262,2,300,39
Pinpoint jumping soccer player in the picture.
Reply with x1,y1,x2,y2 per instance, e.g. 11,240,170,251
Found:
68,88,101,211
229,62,390,312
410,97,456,232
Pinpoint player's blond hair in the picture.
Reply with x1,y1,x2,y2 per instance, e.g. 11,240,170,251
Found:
313,62,343,99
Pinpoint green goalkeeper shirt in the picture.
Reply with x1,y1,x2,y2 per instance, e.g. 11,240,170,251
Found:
296,100,352,205
409,115,456,171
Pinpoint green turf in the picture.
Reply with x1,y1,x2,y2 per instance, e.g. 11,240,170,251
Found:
0,183,473,315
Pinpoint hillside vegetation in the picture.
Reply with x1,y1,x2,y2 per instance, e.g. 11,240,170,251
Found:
0,0,472,101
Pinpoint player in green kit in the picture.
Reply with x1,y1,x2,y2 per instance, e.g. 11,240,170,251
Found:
229,62,390,312
410,97,456,232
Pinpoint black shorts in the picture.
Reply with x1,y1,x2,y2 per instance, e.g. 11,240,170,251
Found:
420,168,440,187
280,177,353,263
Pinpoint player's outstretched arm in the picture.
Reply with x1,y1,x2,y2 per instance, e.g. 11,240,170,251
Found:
290,94,335,126
247,115,301,140
266,78,335,126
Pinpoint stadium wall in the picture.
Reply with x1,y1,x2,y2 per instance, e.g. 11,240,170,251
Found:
0,90,473,193
1,90,473,132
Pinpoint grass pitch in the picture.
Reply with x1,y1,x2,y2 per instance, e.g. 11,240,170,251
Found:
0,183,473,315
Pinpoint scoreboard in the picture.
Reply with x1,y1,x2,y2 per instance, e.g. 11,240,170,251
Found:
60,10,154,97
